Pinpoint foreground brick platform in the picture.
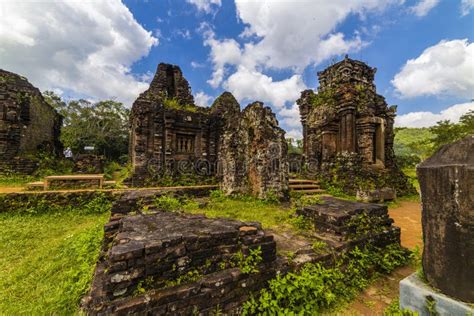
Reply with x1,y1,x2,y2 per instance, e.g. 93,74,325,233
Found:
296,196,400,251
82,212,284,315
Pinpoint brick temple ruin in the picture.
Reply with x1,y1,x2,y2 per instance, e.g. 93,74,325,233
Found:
80,189,403,315
128,63,288,199
297,56,414,195
0,69,62,174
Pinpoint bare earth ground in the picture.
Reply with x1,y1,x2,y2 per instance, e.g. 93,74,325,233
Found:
342,200,423,315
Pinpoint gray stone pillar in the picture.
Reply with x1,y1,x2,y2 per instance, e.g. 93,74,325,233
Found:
417,135,474,302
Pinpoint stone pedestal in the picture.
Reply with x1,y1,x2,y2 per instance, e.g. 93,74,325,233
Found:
417,135,474,302
400,273,474,316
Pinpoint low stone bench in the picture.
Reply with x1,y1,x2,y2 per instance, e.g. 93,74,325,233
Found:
44,174,104,190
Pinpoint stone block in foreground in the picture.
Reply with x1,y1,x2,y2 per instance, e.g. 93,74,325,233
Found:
297,196,398,242
82,212,284,315
400,273,474,316
417,135,474,302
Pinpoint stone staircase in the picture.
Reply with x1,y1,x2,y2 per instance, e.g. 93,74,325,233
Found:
289,179,325,194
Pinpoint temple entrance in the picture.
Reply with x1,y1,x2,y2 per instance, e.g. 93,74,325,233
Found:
374,121,385,165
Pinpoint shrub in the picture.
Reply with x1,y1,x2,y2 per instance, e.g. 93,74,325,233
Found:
153,195,183,212
243,244,412,315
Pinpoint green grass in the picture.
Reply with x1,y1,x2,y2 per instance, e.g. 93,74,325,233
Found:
0,174,36,187
183,194,296,230
0,204,110,314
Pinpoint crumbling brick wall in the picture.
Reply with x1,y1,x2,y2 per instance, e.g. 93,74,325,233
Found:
82,211,283,315
0,69,62,174
128,63,289,199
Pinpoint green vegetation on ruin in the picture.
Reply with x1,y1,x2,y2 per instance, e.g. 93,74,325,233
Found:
242,244,415,315
0,190,420,314
181,190,310,231
0,195,111,314
162,97,207,113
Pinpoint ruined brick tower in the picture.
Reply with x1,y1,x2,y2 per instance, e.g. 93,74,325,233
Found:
128,63,289,199
298,56,397,169
0,69,62,174
297,56,414,195
128,63,220,185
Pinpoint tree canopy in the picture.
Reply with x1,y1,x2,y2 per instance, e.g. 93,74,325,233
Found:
43,91,130,161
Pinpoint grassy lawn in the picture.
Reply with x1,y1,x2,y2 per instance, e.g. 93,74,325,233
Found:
179,192,323,231
0,203,110,314
183,198,294,229
0,174,36,187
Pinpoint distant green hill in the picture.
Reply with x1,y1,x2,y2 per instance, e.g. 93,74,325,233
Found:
394,127,434,159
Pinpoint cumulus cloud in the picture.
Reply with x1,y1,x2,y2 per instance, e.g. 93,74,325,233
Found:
461,0,474,16
286,129,303,140
224,67,306,109
409,0,440,17
186,0,221,14
201,24,242,88
194,91,214,107
233,0,398,70
0,0,157,106
278,103,302,129
395,101,474,127
392,39,474,99
199,1,403,121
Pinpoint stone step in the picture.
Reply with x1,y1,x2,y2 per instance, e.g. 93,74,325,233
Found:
291,189,326,194
25,181,45,191
289,184,321,189
26,181,44,188
289,179,320,184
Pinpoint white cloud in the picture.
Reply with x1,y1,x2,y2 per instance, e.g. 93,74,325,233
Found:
224,66,306,109
409,0,440,17
233,0,399,70
186,0,221,14
198,1,405,137
191,61,206,68
395,101,474,127
279,103,301,129
201,24,242,88
176,29,192,40
194,91,214,107
286,129,303,140
461,0,474,16
200,1,402,115
392,39,474,99
0,0,157,106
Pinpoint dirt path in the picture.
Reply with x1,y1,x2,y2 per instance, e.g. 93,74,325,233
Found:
388,200,423,250
343,200,422,315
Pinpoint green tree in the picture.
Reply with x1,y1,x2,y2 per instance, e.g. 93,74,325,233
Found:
430,110,473,152
43,91,130,161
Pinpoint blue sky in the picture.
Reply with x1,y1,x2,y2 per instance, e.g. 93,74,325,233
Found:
1,0,473,138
